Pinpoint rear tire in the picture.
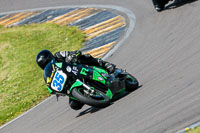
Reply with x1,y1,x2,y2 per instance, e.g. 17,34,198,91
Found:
71,87,110,108
125,74,139,92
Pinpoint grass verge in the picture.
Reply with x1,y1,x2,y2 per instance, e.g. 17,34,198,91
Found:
0,23,86,126
187,126,200,133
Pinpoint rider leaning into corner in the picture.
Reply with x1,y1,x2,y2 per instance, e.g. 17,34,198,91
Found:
152,0,172,12
36,50,115,110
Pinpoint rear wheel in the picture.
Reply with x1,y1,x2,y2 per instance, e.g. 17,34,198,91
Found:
125,74,139,92
71,87,110,108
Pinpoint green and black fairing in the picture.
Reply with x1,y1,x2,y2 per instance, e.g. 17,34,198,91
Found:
68,65,127,100
43,59,132,105
67,65,111,95
43,60,76,94
43,60,110,95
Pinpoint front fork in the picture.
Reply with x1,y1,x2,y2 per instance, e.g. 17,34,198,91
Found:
77,79,95,96
70,79,113,99
69,79,95,96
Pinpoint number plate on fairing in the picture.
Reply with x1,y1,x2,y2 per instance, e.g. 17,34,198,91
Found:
51,70,67,92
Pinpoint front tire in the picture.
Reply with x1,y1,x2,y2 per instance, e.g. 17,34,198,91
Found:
71,87,110,108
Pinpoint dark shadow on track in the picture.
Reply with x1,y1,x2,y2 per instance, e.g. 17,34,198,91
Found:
111,85,142,102
76,107,102,118
165,0,198,10
76,85,142,118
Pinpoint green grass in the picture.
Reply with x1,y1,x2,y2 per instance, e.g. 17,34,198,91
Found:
187,127,200,133
0,23,86,126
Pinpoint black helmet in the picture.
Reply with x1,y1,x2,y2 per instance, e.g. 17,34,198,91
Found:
36,50,54,70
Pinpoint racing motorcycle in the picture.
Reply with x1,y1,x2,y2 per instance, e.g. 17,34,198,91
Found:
44,60,139,108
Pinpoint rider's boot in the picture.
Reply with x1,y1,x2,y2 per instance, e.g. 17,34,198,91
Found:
69,98,84,110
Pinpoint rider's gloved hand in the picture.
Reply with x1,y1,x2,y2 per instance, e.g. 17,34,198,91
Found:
105,62,116,73
74,50,82,58
68,50,82,63
68,54,77,63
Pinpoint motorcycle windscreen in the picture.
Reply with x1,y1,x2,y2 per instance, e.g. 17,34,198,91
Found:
43,61,55,84
44,61,67,92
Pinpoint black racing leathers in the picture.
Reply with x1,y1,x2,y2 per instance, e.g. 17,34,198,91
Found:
54,50,115,73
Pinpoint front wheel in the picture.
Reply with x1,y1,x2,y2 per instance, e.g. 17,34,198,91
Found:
71,87,110,108
125,74,139,92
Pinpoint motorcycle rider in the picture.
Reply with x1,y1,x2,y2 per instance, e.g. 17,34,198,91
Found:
152,0,172,12
36,49,115,110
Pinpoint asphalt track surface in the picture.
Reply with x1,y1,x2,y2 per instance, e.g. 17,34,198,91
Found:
1,0,200,133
